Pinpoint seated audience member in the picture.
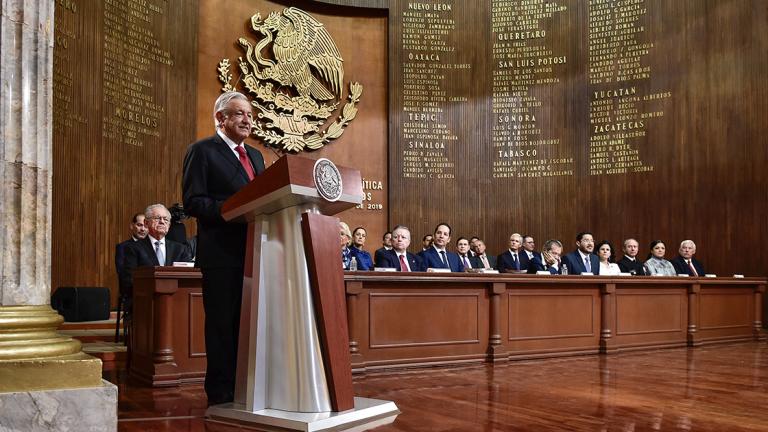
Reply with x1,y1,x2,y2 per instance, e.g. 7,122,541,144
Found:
373,231,393,267
422,234,433,251
561,232,600,275
469,236,480,256
670,240,706,276
378,225,425,272
596,240,621,275
120,204,193,294
527,239,563,274
643,240,677,276
497,233,530,272
418,223,464,272
618,238,646,275
470,240,497,269
115,212,148,287
455,237,475,270
522,235,542,262
349,226,373,270
339,222,353,269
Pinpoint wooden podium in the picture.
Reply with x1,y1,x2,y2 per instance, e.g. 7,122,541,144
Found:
206,155,398,430
129,266,205,387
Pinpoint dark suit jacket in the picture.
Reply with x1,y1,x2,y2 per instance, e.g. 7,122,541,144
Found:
120,237,193,294
182,134,265,268
497,250,531,272
618,256,646,275
670,256,706,276
523,251,542,263
115,238,138,285
526,256,561,275
457,254,475,270
561,250,601,275
470,254,497,270
378,250,426,272
419,247,464,272
374,247,392,267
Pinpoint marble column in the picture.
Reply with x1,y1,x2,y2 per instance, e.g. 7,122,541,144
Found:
0,1,117,430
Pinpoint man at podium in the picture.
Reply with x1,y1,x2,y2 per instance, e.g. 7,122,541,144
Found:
182,91,266,406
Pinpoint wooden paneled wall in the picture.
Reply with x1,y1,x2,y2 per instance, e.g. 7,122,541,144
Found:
388,1,768,276
52,0,199,303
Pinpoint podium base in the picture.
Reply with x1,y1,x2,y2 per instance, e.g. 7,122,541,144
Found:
206,397,399,432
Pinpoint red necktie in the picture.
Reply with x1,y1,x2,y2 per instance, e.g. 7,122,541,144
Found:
399,254,409,272
688,260,698,276
235,145,255,180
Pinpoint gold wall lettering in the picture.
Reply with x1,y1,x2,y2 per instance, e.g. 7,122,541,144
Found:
102,0,172,147
398,2,463,180
587,0,662,175
355,178,386,211
491,0,574,179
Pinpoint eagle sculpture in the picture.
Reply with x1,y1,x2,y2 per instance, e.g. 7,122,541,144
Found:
244,8,344,101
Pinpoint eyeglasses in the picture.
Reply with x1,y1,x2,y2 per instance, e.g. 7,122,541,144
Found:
149,216,170,223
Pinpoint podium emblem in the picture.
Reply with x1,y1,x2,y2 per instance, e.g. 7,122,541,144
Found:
313,158,343,202
218,7,363,153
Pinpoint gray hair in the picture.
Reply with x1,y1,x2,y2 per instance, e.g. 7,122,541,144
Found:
144,203,169,219
543,239,562,251
392,224,410,233
623,238,639,248
680,239,697,250
213,91,249,128
339,221,352,246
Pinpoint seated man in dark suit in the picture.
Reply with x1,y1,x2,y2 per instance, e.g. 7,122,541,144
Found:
527,239,563,274
115,212,148,284
470,240,497,270
617,238,646,275
421,234,433,251
378,225,425,272
561,231,600,275
114,212,148,342
456,237,475,270
373,231,393,267
522,235,542,263
670,240,706,276
120,204,193,294
418,223,464,272
469,236,480,257
497,233,530,272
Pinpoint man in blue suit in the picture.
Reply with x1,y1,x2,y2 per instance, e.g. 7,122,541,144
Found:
497,233,530,273
418,223,464,272
378,225,425,272
561,231,600,275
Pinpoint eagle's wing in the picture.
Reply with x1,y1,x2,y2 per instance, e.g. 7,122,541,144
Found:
280,7,344,98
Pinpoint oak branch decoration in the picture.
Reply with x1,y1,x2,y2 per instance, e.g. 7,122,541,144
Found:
218,7,363,153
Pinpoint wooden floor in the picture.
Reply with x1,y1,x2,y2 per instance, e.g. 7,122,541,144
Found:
111,342,768,431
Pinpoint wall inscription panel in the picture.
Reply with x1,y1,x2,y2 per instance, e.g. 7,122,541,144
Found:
52,0,199,302
389,1,768,276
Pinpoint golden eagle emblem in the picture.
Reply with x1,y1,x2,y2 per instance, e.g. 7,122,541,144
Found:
218,7,363,153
